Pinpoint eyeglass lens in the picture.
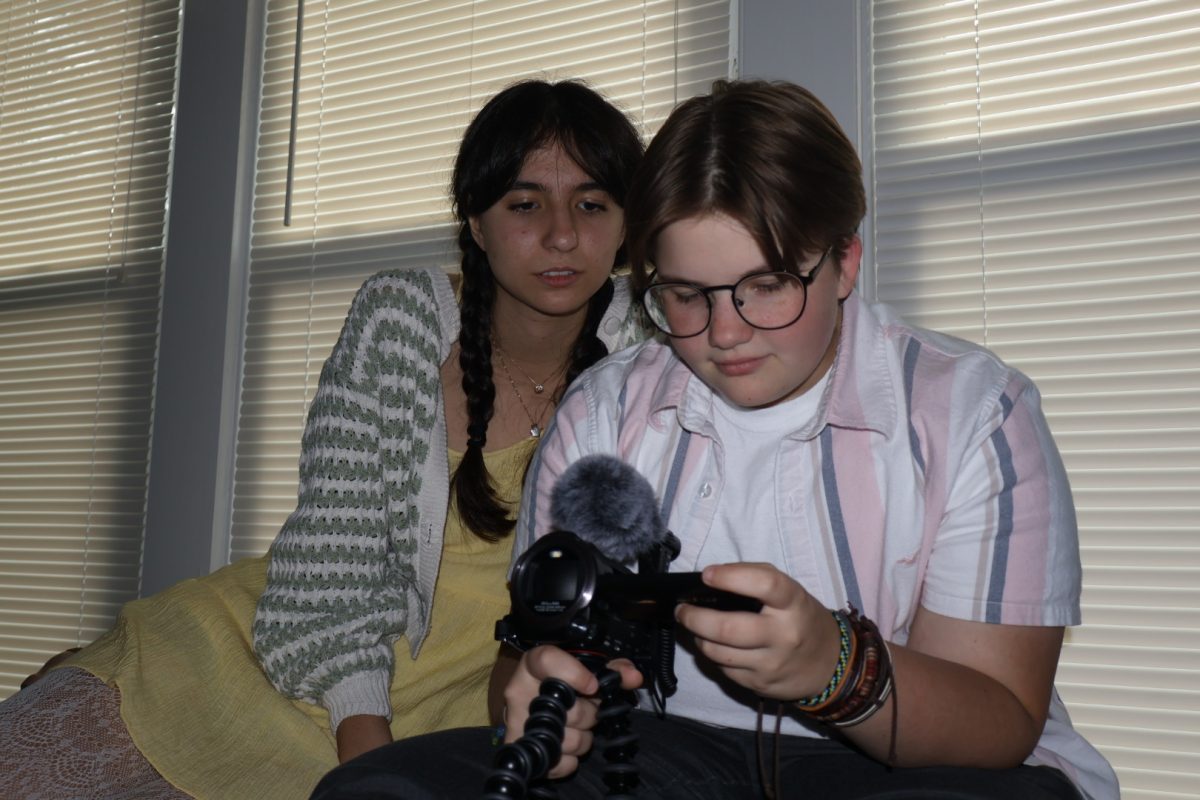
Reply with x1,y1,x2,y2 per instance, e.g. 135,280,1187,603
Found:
646,272,808,337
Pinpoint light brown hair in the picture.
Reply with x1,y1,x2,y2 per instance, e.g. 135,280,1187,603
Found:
626,79,866,292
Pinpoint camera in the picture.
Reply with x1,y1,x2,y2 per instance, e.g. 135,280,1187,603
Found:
486,528,762,798
495,530,761,688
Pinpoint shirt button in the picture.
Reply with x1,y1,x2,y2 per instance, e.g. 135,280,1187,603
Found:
698,483,712,498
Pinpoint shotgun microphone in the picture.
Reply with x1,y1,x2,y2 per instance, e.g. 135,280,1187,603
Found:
548,453,670,563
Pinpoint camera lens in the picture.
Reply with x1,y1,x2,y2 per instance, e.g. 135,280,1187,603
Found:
527,549,582,612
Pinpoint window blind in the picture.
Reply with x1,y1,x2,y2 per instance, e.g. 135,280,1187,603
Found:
229,0,731,561
868,1,1199,797
0,0,179,697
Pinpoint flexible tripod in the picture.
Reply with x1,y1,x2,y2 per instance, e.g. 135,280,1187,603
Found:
482,657,639,799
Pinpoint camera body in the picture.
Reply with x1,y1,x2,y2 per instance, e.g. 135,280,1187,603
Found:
495,530,761,687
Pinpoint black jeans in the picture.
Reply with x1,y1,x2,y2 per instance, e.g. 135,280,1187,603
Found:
310,711,1082,800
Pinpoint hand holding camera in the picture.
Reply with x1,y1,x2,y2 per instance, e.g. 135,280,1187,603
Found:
486,455,760,799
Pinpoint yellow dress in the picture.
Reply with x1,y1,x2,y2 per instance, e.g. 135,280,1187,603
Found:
63,440,534,800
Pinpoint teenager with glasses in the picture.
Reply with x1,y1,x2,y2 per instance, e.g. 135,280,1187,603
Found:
309,80,1118,800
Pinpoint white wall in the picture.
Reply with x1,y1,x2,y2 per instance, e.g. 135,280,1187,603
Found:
142,0,262,595
739,0,862,148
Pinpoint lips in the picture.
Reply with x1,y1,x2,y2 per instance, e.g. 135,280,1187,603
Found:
537,268,579,287
712,356,763,377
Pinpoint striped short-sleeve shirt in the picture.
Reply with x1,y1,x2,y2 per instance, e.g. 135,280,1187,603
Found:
516,292,1117,800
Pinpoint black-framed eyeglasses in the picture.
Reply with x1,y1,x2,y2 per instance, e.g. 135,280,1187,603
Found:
641,248,832,338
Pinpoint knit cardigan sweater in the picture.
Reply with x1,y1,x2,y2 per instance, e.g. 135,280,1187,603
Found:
252,266,643,732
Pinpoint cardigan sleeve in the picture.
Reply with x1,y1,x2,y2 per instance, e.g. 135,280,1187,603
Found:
252,269,446,732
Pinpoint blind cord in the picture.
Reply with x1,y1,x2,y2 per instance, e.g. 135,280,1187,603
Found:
283,0,305,226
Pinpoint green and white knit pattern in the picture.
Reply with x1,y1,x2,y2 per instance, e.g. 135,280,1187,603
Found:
252,268,450,716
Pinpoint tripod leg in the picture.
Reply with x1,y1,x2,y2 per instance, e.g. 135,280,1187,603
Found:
482,678,574,800
592,666,640,798
482,661,644,799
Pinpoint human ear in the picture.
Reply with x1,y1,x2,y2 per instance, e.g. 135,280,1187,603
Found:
835,236,863,300
469,216,487,251
612,221,628,270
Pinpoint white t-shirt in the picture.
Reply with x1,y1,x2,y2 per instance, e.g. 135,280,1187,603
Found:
668,373,830,736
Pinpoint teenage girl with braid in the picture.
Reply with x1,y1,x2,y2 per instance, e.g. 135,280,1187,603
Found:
0,78,647,800
311,80,1119,800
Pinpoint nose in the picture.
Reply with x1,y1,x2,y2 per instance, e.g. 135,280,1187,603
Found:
543,204,579,251
707,290,753,349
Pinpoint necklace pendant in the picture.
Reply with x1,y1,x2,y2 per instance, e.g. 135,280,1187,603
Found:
533,383,545,394
530,423,541,438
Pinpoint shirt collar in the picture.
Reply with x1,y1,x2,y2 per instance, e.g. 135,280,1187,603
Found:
821,293,897,439
646,293,897,440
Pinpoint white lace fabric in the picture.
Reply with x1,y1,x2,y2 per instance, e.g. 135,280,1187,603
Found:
0,667,192,800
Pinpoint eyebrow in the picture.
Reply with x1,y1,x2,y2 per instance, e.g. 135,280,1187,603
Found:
509,180,607,194
655,265,773,284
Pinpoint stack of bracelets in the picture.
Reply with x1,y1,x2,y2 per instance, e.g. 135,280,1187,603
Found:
794,606,894,728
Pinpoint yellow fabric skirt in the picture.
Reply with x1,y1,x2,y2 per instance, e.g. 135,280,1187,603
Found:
64,441,534,800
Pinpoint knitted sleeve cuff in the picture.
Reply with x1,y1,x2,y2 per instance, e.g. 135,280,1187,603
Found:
323,670,393,734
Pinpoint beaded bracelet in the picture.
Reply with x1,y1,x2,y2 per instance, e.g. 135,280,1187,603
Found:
795,607,894,729
817,612,881,723
794,609,853,710
818,611,893,728
830,642,894,728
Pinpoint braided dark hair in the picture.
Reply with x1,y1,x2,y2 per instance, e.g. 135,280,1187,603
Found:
450,79,643,541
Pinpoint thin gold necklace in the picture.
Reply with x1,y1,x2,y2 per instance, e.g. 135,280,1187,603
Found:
493,342,562,394
494,348,554,439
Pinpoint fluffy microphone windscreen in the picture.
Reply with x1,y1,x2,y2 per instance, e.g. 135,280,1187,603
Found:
549,454,666,563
